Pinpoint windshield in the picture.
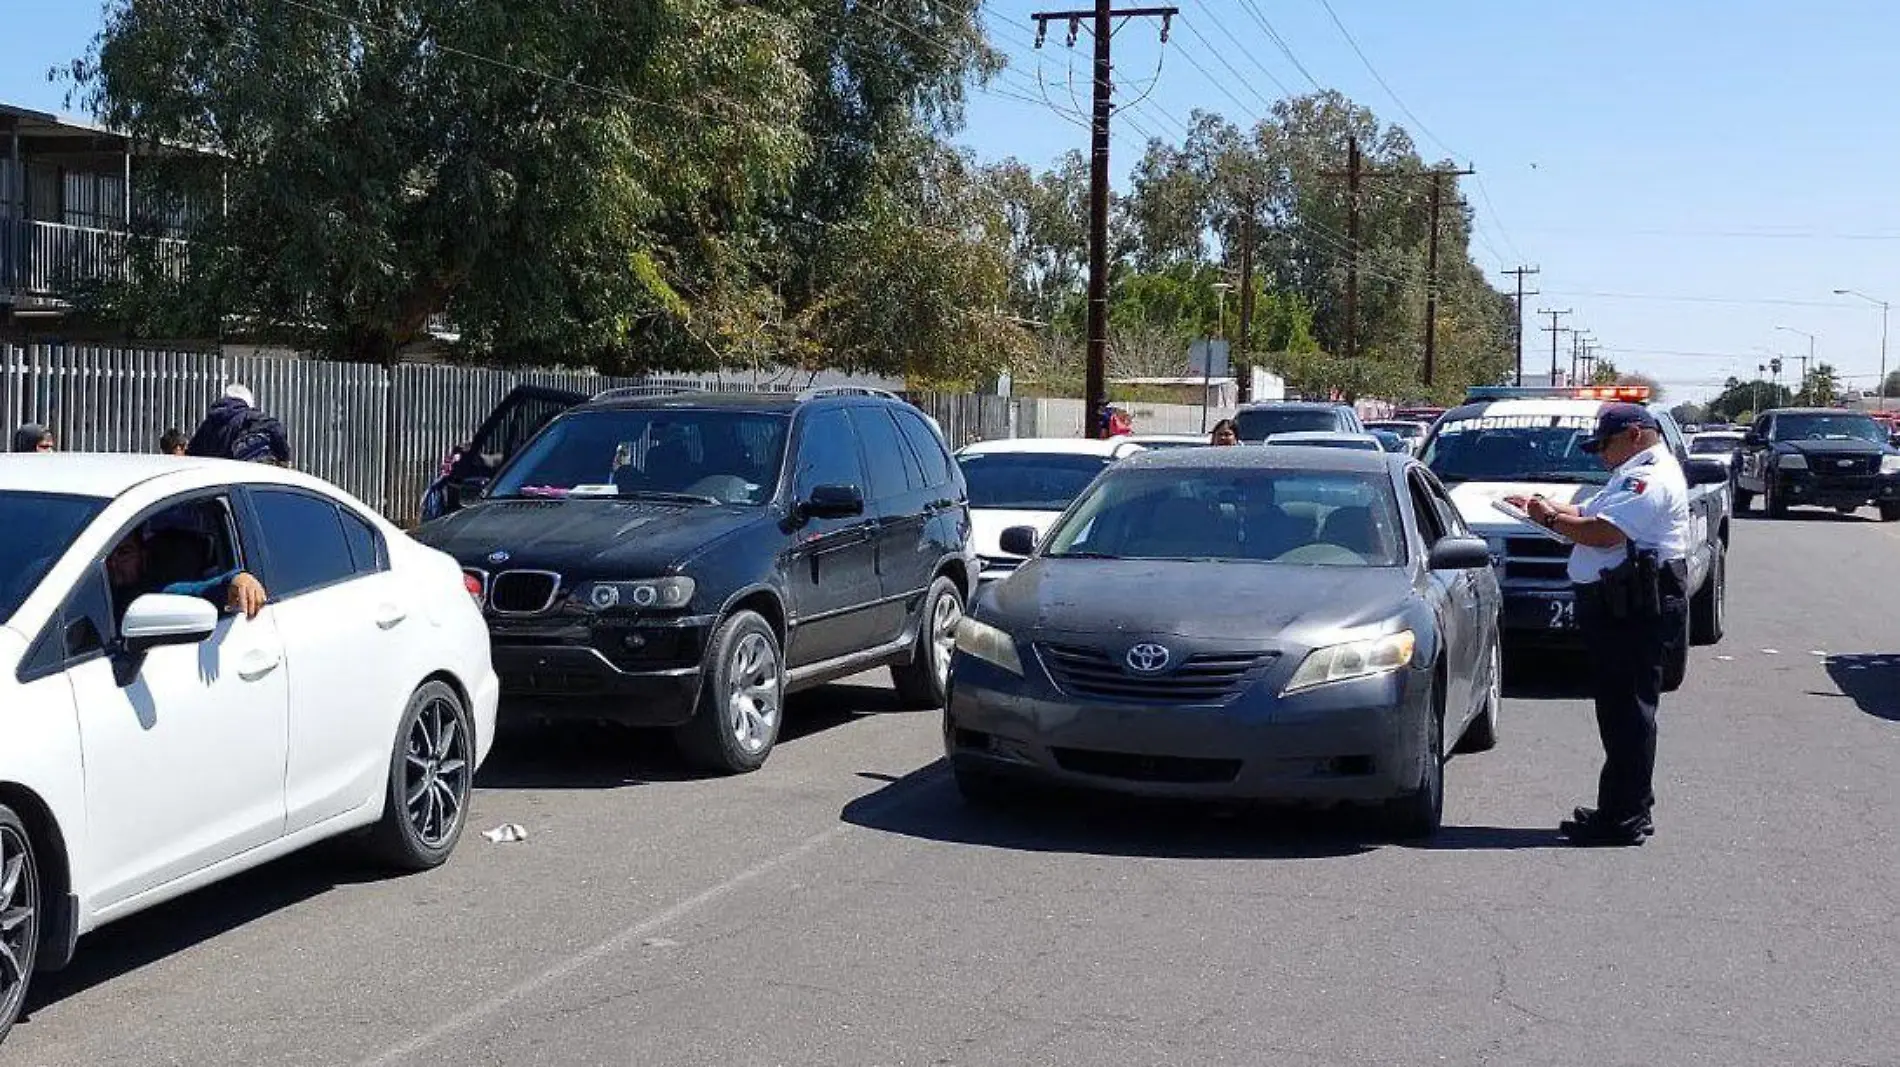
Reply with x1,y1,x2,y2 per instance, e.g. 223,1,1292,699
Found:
958,452,1113,511
489,408,791,505
1423,411,1608,485
1690,436,1743,454
1235,408,1343,441
1043,467,1404,566
1771,414,1885,444
1369,422,1423,439
0,491,107,623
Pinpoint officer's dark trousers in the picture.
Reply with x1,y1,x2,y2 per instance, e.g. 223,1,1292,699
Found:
1574,572,1686,821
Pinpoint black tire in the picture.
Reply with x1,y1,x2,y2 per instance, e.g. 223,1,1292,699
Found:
1880,502,1900,522
1383,684,1445,840
674,611,783,775
891,576,964,710
1456,635,1501,754
1733,488,1754,511
1690,546,1726,646
952,764,1021,808
0,805,41,1046
1765,476,1789,519
369,681,475,870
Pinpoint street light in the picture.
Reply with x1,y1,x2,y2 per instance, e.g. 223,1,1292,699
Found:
1832,289,1889,409
1774,325,1816,399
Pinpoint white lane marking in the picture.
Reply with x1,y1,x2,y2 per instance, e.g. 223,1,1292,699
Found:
1715,655,1735,662
1761,649,1781,655
1809,650,1828,656
355,766,945,1067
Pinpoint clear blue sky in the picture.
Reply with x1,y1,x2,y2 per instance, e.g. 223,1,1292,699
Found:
7,1,1897,402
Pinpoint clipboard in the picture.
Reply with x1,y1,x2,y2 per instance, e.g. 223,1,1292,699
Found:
1491,498,1570,542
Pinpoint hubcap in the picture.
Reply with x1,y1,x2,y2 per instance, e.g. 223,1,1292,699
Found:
930,592,962,689
1488,641,1502,715
727,632,781,755
403,697,469,848
0,825,39,1023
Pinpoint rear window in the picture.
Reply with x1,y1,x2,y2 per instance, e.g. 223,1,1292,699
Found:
1236,408,1345,441
0,491,108,623
957,452,1113,511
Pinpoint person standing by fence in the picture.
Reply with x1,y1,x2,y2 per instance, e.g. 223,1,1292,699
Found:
12,425,54,452
187,384,291,465
159,428,189,456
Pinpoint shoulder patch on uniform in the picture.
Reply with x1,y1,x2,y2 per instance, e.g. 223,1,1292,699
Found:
1625,477,1648,494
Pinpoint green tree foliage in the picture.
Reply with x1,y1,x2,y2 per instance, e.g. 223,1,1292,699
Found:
1670,402,1708,425
1707,378,1791,421
1794,362,1840,406
68,0,1022,376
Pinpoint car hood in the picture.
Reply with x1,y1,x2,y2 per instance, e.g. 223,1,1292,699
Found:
1775,439,1890,456
1444,481,1598,535
414,497,765,576
970,508,1063,558
979,557,1415,644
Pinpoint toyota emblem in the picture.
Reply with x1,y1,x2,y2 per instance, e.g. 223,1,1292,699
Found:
487,549,511,565
1125,642,1172,674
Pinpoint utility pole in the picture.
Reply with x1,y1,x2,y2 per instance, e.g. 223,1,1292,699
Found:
1342,139,1361,362
1034,3,1178,438
1236,188,1257,402
1500,265,1540,386
1421,166,1475,387
1539,308,1572,387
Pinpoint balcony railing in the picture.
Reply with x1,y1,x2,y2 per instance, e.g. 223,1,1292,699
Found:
0,218,189,302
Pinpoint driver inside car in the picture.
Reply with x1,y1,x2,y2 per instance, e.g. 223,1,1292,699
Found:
106,526,269,620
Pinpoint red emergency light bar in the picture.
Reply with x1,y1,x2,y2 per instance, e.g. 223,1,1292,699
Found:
1465,385,1652,402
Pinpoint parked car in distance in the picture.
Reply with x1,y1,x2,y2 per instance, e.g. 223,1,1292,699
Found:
0,455,498,1044
1734,408,1900,520
414,390,976,773
1265,431,1387,452
1123,433,1207,450
956,437,1146,582
1367,420,1431,455
1234,401,1365,443
945,445,1503,839
1688,430,1747,492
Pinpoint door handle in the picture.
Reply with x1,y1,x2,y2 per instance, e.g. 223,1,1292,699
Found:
376,605,408,630
238,650,282,682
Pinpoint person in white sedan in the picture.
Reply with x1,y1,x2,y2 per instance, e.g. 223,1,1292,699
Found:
105,524,269,619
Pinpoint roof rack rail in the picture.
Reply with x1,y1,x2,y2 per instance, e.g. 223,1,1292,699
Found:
589,384,709,402
796,385,906,402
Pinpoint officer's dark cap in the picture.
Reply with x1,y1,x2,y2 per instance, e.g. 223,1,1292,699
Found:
1579,403,1658,453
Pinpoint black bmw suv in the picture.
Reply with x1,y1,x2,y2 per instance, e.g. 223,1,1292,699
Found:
415,390,976,773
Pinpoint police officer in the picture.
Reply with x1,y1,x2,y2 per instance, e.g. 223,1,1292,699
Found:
1507,403,1690,847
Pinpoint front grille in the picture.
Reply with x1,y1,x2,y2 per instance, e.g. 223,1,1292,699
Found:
1808,455,1878,476
1051,747,1242,784
1503,536,1569,582
1036,643,1274,705
490,570,561,614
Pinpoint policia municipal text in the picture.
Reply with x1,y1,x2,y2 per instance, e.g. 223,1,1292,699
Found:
1508,403,1691,847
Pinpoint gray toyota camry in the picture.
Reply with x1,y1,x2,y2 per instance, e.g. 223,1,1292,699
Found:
944,445,1503,838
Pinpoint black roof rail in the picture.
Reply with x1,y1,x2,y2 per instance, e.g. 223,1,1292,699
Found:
589,384,709,402
796,385,905,402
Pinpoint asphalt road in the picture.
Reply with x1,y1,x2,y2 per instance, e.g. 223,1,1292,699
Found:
10,508,1900,1067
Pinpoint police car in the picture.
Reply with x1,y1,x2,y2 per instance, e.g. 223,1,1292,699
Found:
1417,385,1734,690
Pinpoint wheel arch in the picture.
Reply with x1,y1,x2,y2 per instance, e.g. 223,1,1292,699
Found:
722,586,788,645
0,781,77,971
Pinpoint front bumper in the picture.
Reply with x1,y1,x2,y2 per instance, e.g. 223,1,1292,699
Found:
1499,585,1583,648
1773,468,1900,509
943,655,1433,803
488,613,714,725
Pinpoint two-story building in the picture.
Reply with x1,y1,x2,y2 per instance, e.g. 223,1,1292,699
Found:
1,102,199,331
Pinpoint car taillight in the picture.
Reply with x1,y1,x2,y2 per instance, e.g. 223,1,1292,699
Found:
463,572,484,602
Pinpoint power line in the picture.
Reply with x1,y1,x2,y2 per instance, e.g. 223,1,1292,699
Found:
1540,289,1859,309
1187,0,1294,98
1173,13,1281,116
1312,0,1453,159
1235,0,1324,91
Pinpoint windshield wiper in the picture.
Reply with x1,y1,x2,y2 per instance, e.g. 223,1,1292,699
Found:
1047,550,1120,560
618,490,722,505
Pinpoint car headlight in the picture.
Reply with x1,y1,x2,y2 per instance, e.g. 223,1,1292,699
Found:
953,617,1023,676
1282,630,1417,695
1881,455,1900,474
578,576,696,611
1777,453,1808,470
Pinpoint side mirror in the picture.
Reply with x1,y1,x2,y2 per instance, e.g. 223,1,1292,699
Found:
998,525,1039,557
1743,432,1764,447
1684,458,1730,487
801,484,865,520
120,593,219,654
1428,535,1493,571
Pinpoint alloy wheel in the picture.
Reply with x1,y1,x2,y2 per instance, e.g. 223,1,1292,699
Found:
726,631,782,755
0,824,39,1025
930,592,963,690
403,696,469,848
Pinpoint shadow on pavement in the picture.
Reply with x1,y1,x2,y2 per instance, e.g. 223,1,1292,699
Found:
20,842,382,1022
842,759,1565,858
1502,648,1593,700
1736,507,1876,523
476,682,918,790
1823,653,1900,721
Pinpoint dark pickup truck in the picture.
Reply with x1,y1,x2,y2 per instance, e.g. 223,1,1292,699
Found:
1733,408,1900,521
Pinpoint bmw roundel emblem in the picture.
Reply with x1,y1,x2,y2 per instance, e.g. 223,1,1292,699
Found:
487,549,511,565
1125,643,1171,674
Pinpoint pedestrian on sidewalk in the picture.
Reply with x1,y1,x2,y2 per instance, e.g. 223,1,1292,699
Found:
159,428,189,456
12,424,54,452
1507,403,1690,847
187,384,291,465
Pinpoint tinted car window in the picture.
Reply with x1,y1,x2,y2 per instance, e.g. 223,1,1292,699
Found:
958,452,1113,511
488,408,790,506
1691,436,1744,454
340,509,386,572
895,410,954,487
1770,413,1885,444
849,408,917,501
793,409,866,499
1235,408,1345,441
1043,467,1404,566
0,491,106,624
251,490,357,597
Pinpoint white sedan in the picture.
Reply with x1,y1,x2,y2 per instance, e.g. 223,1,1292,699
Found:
0,455,497,1042
1263,431,1388,452
955,437,1145,581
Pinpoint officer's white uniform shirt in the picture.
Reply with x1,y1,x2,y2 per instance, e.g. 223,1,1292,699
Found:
1567,442,1690,584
